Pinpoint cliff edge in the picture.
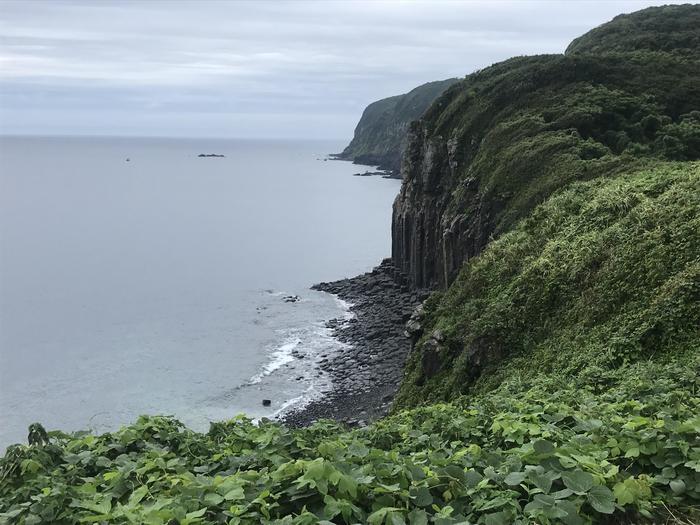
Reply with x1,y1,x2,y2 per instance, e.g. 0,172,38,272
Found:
338,78,459,173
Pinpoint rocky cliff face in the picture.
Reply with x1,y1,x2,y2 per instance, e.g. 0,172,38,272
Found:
391,6,700,291
392,122,471,289
339,78,459,173
390,4,700,406
392,120,495,289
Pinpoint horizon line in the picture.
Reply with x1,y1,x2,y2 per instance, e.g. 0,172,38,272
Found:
0,132,350,142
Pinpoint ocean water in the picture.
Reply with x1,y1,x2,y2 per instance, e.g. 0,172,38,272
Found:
0,136,400,448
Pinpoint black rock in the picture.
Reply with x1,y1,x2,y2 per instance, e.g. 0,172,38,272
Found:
262,399,272,407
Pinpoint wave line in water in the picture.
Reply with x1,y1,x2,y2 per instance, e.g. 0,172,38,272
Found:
249,337,301,384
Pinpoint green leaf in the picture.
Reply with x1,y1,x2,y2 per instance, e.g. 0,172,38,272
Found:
223,487,245,501
661,466,676,479
504,471,526,486
549,488,574,499
464,470,483,488
77,497,112,515
390,514,406,525
368,507,402,525
407,509,428,525
562,470,594,494
624,447,640,458
338,474,358,498
186,508,207,519
409,486,433,507
348,441,369,458
534,440,555,454
613,481,636,505
24,515,42,525
408,464,426,481
479,495,515,511
128,486,148,505
484,511,511,525
531,472,554,493
587,485,615,514
203,492,224,506
557,500,584,525
669,479,686,494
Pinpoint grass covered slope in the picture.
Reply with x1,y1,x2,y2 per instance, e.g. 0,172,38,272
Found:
395,161,700,407
339,78,459,171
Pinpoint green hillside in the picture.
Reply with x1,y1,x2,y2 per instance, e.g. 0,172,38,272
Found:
395,162,700,406
2,5,699,525
566,4,700,55
338,78,459,172
392,45,700,289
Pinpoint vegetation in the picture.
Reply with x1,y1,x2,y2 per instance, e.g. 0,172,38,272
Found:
565,4,700,56
395,162,700,405
339,78,459,171
2,352,698,524
2,5,699,524
421,49,700,245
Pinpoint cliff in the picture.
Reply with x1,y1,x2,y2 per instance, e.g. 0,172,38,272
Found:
392,7,700,290
393,4,700,404
338,78,460,172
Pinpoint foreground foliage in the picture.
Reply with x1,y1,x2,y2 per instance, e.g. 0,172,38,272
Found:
1,353,698,524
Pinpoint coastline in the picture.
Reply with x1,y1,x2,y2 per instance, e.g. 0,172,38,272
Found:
281,258,429,427
327,153,402,179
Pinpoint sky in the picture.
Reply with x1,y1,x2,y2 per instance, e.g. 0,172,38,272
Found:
0,0,690,140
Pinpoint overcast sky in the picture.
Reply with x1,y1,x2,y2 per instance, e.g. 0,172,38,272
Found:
0,0,689,140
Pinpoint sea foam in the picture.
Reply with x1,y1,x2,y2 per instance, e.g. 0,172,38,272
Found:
249,337,301,384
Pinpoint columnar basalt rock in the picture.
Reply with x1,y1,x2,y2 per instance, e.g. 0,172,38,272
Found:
391,122,493,290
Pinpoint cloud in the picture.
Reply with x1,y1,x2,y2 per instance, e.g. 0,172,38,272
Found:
0,0,686,138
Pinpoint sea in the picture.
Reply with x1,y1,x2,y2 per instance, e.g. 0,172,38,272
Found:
0,136,400,449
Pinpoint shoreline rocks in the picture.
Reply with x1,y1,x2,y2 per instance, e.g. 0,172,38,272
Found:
352,170,399,179
280,258,429,427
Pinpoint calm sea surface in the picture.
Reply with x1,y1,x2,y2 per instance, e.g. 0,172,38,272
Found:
0,136,400,448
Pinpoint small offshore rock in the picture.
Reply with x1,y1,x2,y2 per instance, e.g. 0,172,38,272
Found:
262,399,272,406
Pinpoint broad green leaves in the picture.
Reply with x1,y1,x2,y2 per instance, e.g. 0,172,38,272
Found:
562,470,594,494
1,354,699,524
587,485,615,514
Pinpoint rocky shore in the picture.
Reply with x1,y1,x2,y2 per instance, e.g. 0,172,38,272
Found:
281,258,429,427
